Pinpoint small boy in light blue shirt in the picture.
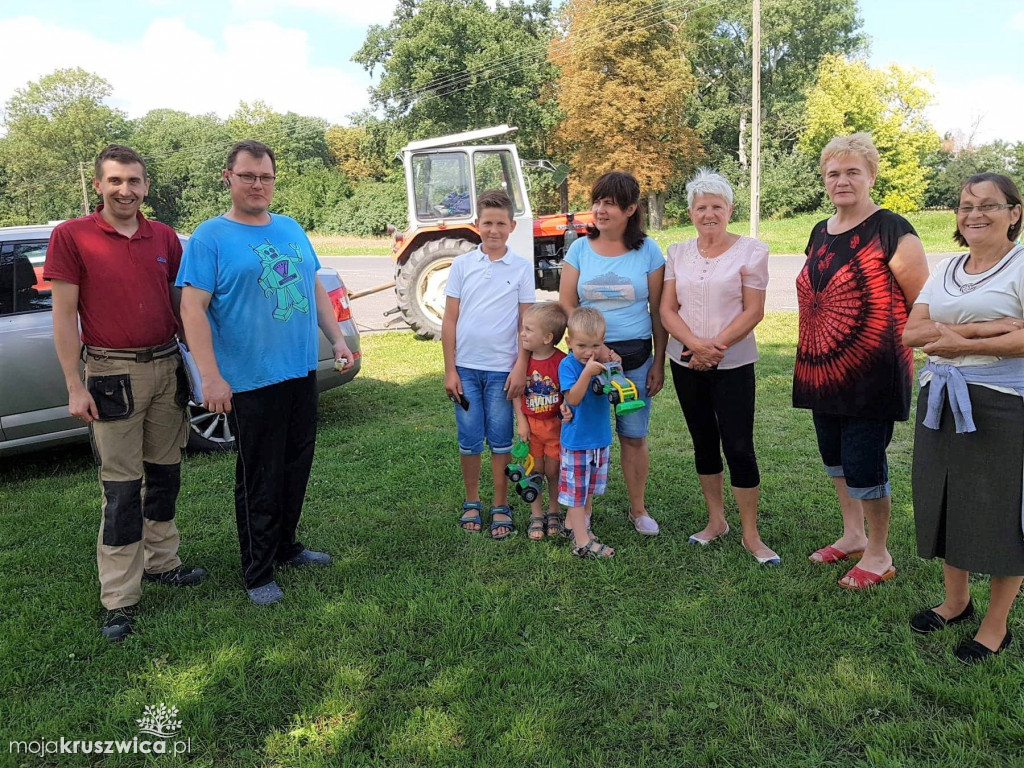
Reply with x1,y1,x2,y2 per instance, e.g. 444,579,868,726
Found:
559,307,617,558
442,190,535,539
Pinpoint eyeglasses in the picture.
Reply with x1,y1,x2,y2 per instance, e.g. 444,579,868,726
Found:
953,203,1018,214
230,172,276,185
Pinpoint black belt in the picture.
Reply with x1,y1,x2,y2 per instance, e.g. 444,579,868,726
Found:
85,341,178,363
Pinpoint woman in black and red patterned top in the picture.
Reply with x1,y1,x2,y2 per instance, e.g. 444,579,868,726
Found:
794,133,929,590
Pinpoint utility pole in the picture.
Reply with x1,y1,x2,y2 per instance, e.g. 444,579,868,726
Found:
79,162,90,216
750,0,761,240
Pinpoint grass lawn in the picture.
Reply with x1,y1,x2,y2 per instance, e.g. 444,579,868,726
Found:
2,314,1021,767
310,211,959,259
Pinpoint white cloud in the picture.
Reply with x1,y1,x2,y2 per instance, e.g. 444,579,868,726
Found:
1011,11,1024,32
0,16,373,126
229,0,399,25
928,74,1024,144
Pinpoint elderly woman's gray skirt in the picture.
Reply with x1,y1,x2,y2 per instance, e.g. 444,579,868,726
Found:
913,383,1024,576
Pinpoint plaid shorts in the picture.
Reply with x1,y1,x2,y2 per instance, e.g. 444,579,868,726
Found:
557,446,610,507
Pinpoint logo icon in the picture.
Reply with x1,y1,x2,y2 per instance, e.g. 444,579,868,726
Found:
136,704,182,739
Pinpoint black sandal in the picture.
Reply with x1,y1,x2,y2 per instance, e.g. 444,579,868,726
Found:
527,515,547,540
572,536,615,559
545,513,565,538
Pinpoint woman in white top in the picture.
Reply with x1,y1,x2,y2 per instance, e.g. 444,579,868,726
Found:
903,173,1024,664
660,169,779,565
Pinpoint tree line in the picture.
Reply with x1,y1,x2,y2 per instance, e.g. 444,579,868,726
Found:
1,0,1021,235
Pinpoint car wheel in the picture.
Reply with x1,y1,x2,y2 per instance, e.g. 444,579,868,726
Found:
186,402,236,452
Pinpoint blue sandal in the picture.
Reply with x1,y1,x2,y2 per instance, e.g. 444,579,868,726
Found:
459,501,483,533
489,505,516,539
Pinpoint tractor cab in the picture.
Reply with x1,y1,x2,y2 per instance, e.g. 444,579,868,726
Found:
400,124,534,260
391,124,590,339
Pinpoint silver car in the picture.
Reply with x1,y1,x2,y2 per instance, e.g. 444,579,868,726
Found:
0,223,360,456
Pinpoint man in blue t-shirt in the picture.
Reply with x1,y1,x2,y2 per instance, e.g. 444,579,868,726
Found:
178,140,355,605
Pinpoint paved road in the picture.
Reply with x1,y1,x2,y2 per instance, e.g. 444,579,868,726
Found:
323,253,957,334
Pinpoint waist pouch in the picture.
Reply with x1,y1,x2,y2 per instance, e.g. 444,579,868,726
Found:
606,338,652,372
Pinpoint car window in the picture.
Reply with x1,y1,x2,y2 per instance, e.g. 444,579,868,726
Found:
0,240,53,315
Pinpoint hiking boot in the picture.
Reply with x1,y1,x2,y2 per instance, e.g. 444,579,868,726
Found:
281,548,331,567
102,605,137,643
143,565,208,587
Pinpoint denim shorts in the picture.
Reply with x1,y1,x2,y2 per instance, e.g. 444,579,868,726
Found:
454,366,514,455
812,412,895,500
615,355,655,439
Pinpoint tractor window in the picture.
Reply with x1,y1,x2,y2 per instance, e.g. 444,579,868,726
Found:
412,152,472,220
473,150,524,214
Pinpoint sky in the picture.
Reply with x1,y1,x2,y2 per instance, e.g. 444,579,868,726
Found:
0,0,1021,143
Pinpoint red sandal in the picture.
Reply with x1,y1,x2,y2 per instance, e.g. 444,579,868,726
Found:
839,565,896,590
809,544,864,564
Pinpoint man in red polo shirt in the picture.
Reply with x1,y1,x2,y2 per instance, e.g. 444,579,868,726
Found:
45,144,206,643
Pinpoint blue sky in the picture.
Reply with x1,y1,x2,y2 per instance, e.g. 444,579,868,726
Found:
1,0,1021,143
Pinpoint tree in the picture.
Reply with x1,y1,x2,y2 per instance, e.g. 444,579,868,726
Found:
0,68,129,225
130,109,231,230
799,54,941,213
325,125,389,181
551,0,700,228
924,140,1022,209
354,0,558,159
684,0,864,173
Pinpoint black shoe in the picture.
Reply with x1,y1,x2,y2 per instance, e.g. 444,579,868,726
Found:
910,601,975,634
102,605,137,643
143,565,208,587
953,630,1012,665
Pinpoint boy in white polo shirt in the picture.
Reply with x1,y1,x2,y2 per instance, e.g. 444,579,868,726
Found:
442,189,535,539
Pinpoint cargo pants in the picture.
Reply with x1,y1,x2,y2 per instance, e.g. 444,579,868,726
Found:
85,343,189,610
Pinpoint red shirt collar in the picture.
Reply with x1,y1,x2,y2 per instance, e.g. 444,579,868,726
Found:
91,205,154,239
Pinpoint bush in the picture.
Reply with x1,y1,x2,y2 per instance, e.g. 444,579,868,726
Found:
324,180,408,236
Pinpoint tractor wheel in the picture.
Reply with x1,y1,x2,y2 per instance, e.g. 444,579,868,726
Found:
521,486,539,504
395,237,475,340
591,379,605,395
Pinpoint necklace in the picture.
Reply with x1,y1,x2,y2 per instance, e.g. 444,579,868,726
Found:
944,245,1023,296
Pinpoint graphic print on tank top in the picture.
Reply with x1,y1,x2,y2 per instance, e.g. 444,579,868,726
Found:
793,210,914,419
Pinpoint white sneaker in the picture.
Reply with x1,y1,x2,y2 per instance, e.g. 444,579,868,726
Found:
629,511,660,536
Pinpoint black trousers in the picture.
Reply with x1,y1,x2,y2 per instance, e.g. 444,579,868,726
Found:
229,372,318,589
669,361,760,488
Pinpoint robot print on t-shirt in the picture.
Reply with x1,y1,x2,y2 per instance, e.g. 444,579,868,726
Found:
252,239,310,321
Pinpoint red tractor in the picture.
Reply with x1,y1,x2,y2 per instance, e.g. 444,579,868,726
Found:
390,124,592,339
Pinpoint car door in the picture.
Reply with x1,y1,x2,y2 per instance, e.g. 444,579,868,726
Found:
0,238,81,442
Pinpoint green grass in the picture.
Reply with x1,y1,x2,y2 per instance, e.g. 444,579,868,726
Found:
2,315,1021,767
310,210,959,259
648,210,959,255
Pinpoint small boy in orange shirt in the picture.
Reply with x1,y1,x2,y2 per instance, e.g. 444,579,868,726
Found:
513,302,569,539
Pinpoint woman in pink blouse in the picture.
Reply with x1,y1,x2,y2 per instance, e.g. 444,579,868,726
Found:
660,169,779,564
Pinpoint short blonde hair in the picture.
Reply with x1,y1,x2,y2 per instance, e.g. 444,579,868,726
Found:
567,306,605,340
525,302,568,344
820,132,879,178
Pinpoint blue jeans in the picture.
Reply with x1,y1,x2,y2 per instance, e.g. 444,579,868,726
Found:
812,412,894,500
454,366,514,455
615,356,655,439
